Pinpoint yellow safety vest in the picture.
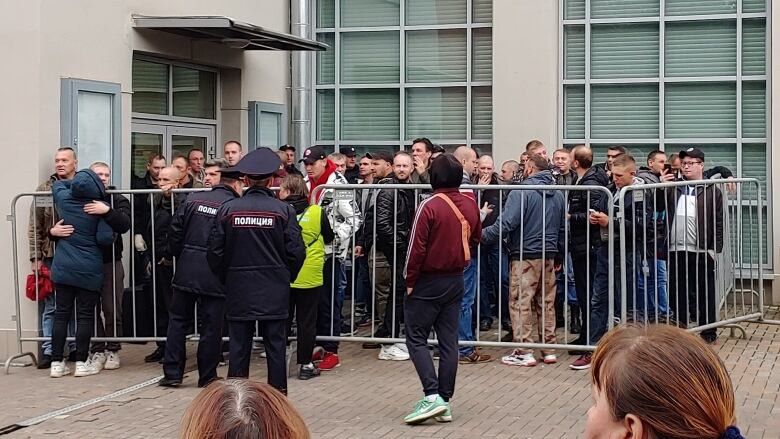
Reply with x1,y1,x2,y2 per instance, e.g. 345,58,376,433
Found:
291,205,325,289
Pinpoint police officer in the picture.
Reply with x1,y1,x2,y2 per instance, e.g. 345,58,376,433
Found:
158,159,242,388
207,148,306,394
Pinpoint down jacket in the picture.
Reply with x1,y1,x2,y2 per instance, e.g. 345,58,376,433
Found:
50,169,114,292
374,175,415,253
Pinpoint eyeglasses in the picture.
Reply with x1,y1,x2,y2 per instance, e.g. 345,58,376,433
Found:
681,160,702,168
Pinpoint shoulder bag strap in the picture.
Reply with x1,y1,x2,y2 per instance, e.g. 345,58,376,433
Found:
434,193,471,262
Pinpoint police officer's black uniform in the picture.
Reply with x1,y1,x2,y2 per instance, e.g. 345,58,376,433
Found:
159,183,240,387
207,148,306,394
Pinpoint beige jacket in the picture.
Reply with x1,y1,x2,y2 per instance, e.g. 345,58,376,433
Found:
28,175,59,261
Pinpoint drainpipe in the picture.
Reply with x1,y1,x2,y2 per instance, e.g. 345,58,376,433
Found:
291,0,312,153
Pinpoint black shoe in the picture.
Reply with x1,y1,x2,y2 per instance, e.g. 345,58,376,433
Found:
198,376,223,388
145,347,164,363
67,351,78,362
479,319,493,332
362,342,381,349
501,332,513,342
354,313,372,327
158,377,182,387
37,354,52,369
298,365,321,380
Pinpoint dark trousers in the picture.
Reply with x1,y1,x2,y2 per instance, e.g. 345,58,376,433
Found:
572,249,598,342
377,245,406,339
92,261,124,353
228,319,287,392
162,289,225,387
316,257,342,353
151,264,174,348
51,284,99,362
405,274,464,400
669,251,717,342
289,287,320,365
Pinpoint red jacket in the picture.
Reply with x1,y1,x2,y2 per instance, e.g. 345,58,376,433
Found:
404,188,482,290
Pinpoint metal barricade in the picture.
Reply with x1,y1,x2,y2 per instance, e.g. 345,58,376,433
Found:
617,178,765,337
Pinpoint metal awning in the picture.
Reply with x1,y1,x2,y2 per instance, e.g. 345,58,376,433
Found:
132,15,328,51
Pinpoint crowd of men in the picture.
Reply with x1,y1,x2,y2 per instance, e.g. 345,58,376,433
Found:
28,137,731,384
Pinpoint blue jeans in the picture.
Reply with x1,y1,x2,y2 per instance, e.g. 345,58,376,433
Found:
587,245,612,345
476,245,508,324
636,259,669,317
458,258,478,356
556,254,578,306
354,256,371,313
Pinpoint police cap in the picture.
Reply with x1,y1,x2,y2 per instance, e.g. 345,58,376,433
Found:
222,147,281,178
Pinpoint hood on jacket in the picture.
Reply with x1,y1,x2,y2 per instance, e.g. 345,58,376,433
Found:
286,194,309,215
430,154,463,190
70,169,107,200
637,167,661,184
522,170,556,196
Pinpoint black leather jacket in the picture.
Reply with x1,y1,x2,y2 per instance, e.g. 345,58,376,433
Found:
374,175,415,253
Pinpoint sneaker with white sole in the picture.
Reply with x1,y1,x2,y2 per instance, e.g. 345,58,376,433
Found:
378,343,410,361
74,359,101,377
50,361,71,378
91,352,107,372
404,396,448,424
435,403,452,422
542,354,557,364
104,351,120,370
500,349,537,367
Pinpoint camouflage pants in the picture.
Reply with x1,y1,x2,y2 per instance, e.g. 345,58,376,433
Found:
509,259,557,355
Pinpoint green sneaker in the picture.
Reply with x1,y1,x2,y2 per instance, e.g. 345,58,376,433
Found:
435,403,452,422
403,396,448,424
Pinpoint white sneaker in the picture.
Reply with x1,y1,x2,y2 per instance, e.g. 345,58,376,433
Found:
542,354,557,364
394,343,409,353
378,344,410,361
74,359,101,377
50,361,71,378
500,350,537,367
91,352,107,371
104,351,120,370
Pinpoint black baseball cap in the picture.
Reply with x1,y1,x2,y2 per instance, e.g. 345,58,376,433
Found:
222,147,281,177
679,147,705,161
365,150,393,164
279,144,296,152
299,146,328,164
342,146,357,157
433,144,446,154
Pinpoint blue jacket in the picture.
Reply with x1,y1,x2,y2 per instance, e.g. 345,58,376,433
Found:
50,169,114,291
482,171,566,263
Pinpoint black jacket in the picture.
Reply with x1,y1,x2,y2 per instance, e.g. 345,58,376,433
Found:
101,189,131,263
170,185,240,297
665,183,724,253
207,186,306,321
568,166,610,255
472,173,501,227
374,175,415,253
147,193,184,264
285,164,304,178
131,172,156,236
344,165,360,184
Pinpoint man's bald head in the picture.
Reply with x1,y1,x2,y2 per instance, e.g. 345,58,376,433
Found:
453,146,478,176
571,145,593,170
158,166,180,191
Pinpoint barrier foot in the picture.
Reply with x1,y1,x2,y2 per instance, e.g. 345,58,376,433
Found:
4,351,37,375
723,324,747,340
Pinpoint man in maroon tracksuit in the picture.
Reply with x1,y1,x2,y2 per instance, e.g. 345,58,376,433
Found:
401,154,482,424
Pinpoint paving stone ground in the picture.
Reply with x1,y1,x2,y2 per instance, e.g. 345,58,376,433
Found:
2,311,779,438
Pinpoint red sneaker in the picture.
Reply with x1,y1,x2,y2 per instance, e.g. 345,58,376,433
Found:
569,353,592,370
312,346,325,362
319,352,341,371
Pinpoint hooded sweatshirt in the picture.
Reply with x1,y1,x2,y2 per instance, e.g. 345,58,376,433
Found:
482,170,566,263
50,169,115,291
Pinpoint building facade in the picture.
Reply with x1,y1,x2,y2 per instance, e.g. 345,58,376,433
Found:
0,0,776,357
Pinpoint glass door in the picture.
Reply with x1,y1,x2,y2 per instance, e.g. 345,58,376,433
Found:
130,123,165,180
131,121,216,180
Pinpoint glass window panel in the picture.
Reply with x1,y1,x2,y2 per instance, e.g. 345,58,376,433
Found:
131,133,162,179
742,0,766,13
591,24,659,79
406,29,466,83
317,90,335,141
473,144,492,157
172,66,216,119
564,85,585,139
259,112,281,148
665,20,736,77
591,0,659,19
317,33,335,84
172,135,207,161
77,91,113,169
665,83,736,138
345,145,401,158
472,87,492,139
473,28,492,82
406,87,466,140
341,0,400,27
132,59,168,115
564,26,585,80
406,0,466,26
742,81,766,138
591,144,658,165
341,31,400,84
665,0,736,16
341,89,400,140
591,84,659,139
742,143,767,200
742,19,766,76
318,0,335,27
473,0,493,23
565,0,586,19
736,205,768,265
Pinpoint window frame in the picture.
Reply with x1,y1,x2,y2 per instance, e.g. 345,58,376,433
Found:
60,78,123,184
248,101,289,151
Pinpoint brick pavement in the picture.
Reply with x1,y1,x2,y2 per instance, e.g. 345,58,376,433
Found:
2,312,779,438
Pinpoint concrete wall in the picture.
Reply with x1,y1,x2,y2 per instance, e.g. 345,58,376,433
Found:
0,0,290,359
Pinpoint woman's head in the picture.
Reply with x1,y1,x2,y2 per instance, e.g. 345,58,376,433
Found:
180,379,310,439
586,325,738,439
279,174,308,201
